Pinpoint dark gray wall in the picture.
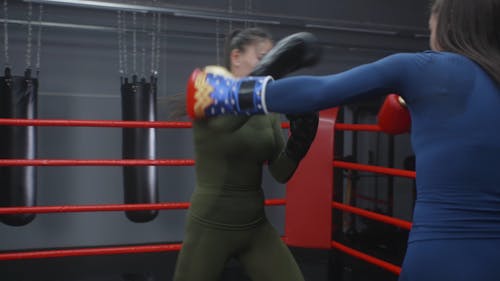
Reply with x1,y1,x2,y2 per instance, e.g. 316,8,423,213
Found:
0,0,427,251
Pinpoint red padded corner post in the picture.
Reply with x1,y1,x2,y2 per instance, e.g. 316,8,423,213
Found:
285,108,338,249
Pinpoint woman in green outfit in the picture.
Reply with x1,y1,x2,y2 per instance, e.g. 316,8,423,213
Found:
172,27,318,281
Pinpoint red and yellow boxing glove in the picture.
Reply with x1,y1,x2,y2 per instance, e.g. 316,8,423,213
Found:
186,66,273,119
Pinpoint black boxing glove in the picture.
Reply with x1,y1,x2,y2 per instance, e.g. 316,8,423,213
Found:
251,33,321,160
285,112,319,162
250,32,322,78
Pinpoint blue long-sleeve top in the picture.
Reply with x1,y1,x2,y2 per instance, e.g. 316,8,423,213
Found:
266,51,500,242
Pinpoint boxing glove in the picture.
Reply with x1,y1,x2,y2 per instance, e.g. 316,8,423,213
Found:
377,94,411,134
187,32,323,119
251,32,322,78
186,66,271,119
252,32,322,159
285,112,319,161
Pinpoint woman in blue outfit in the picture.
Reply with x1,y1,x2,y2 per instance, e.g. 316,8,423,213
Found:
186,0,500,280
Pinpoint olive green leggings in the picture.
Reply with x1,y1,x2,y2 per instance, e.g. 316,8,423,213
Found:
173,217,305,281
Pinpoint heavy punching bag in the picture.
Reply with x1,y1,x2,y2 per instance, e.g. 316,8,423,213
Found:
0,68,37,226
121,75,158,223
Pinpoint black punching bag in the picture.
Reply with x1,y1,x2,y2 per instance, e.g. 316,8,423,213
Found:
0,68,37,226
121,75,158,223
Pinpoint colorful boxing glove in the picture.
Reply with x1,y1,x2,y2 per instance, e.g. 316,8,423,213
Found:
186,66,272,119
377,94,411,134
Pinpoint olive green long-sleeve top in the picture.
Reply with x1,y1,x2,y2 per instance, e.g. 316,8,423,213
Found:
190,114,298,229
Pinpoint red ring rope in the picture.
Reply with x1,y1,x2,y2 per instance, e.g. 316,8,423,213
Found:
334,160,416,178
0,202,190,214
0,199,286,214
331,241,401,275
332,202,412,230
0,243,182,261
0,118,193,128
335,123,381,132
0,118,372,131
0,118,291,129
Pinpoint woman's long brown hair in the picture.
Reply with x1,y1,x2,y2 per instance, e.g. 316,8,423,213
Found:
432,0,500,84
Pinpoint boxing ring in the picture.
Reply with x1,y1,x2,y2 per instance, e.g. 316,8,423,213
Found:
0,108,415,276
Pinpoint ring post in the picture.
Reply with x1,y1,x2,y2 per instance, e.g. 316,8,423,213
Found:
285,108,338,248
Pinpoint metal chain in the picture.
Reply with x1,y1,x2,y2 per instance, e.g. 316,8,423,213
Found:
248,0,254,26
35,4,43,74
141,12,146,78
122,11,128,76
3,0,9,68
150,12,156,75
228,0,232,32
132,11,137,75
117,10,123,75
154,12,161,76
25,0,33,69
157,14,164,78
244,0,248,28
215,19,220,65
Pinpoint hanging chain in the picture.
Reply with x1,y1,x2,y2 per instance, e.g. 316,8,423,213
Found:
132,11,137,75
248,0,254,26
245,0,254,27
150,12,156,75
244,0,249,28
154,12,161,76
35,4,43,75
117,10,123,76
141,12,146,78
122,11,128,76
228,0,232,32
215,18,220,65
160,15,166,79
25,0,33,70
3,0,9,68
